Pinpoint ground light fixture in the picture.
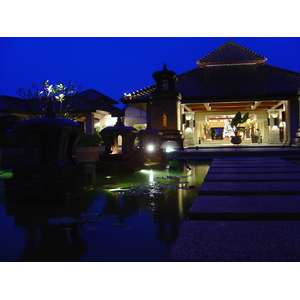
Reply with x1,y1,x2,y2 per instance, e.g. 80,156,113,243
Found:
165,147,175,153
146,144,155,152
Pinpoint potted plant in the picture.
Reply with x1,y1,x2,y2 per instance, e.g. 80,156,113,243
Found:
230,111,249,144
210,128,217,140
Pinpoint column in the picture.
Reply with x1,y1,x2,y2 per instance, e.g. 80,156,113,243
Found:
291,93,300,145
183,111,195,146
267,109,281,144
85,113,95,135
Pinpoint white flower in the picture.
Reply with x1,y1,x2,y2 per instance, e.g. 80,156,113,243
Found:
55,93,65,101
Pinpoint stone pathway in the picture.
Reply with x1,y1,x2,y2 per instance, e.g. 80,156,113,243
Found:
168,157,300,262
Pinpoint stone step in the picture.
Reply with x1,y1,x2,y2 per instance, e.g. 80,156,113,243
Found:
204,173,300,182
212,158,284,162
207,167,300,173
209,162,297,168
198,181,300,195
167,220,300,262
188,195,300,220
211,159,290,164
168,156,300,262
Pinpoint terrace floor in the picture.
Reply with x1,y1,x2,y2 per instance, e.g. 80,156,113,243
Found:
170,139,300,159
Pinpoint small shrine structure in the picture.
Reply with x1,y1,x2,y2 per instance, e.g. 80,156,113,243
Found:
96,117,141,173
148,63,184,150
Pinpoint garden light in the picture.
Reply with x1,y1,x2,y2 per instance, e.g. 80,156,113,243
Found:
165,147,175,153
147,144,155,152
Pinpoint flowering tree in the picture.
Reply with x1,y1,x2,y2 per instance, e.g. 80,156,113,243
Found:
16,80,84,120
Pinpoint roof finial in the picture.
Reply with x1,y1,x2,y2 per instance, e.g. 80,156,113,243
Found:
152,63,178,91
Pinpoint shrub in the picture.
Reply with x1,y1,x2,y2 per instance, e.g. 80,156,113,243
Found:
77,133,103,147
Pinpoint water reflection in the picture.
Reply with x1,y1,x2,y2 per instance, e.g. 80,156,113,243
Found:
1,162,210,261
4,192,93,261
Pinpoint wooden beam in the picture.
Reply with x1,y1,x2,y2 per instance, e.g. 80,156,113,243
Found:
184,100,283,113
271,101,284,109
203,103,211,111
251,101,261,110
183,104,192,112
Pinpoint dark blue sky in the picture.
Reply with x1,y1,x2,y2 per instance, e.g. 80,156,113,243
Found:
1,37,300,109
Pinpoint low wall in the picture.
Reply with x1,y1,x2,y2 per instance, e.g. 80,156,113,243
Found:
0,146,105,169
75,146,105,163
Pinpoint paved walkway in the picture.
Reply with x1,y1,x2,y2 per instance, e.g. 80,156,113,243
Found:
168,155,300,262
168,143,300,161
191,140,281,147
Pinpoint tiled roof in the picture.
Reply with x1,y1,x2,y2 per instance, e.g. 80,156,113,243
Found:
0,95,32,112
121,42,300,103
70,95,123,116
197,41,267,66
0,91,123,117
175,64,300,101
78,89,118,105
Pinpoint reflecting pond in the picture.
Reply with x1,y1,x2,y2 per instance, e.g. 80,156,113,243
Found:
0,161,210,262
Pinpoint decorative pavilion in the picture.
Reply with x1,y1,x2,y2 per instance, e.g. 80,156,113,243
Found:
121,41,300,147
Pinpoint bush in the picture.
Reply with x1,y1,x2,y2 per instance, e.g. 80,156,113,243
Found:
77,133,103,147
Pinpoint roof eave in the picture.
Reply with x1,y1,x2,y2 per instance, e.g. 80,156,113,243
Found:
181,93,299,103
197,60,267,66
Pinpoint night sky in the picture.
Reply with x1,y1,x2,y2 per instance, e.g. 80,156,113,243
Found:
1,37,300,109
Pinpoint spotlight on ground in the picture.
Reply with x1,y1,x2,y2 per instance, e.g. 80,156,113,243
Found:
147,144,155,152
165,147,175,153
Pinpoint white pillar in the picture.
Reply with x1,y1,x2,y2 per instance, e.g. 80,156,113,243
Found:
268,109,281,144
183,111,195,146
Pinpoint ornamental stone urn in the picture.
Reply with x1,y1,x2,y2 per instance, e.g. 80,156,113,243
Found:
137,123,165,167
13,105,84,165
5,103,93,201
138,123,162,151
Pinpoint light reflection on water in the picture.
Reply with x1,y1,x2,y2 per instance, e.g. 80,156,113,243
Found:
0,162,210,262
